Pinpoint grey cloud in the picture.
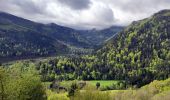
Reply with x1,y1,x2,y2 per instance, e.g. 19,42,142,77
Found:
0,0,46,15
0,0,170,29
97,7,114,23
100,0,170,26
57,0,91,10
110,0,170,14
12,0,48,15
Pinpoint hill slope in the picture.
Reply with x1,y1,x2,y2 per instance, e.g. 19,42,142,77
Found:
113,78,170,100
96,9,170,86
0,12,123,60
0,12,68,59
23,10,170,87
77,26,123,46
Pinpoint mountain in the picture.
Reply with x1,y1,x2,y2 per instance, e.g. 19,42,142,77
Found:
0,12,123,60
0,12,89,47
0,12,69,59
3,10,169,88
77,26,124,46
96,9,170,86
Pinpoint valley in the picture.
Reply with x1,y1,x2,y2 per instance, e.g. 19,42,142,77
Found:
0,5,170,100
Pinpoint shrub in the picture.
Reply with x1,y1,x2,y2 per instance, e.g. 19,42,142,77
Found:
96,82,100,89
73,86,110,100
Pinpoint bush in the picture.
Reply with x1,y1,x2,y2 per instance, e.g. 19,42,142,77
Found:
0,62,46,100
68,82,78,97
112,78,170,100
46,90,69,100
100,81,126,91
96,82,100,89
73,86,110,100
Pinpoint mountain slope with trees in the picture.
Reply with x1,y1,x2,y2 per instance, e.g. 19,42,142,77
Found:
97,9,170,86
0,13,68,59
32,10,170,88
0,12,123,60
77,26,123,46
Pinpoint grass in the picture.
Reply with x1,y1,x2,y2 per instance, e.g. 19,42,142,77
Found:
46,90,69,100
44,79,170,100
87,80,120,87
43,82,52,88
60,80,77,89
44,80,120,89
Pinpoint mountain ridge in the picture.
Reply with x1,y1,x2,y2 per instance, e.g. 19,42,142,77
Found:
96,9,170,86
0,12,123,60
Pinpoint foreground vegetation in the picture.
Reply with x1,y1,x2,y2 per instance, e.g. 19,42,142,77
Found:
46,78,170,100
0,59,170,100
88,80,120,87
0,62,46,100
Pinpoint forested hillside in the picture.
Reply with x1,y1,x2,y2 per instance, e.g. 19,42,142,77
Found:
77,26,123,46
0,12,122,60
0,20,68,58
97,9,170,86
34,10,170,88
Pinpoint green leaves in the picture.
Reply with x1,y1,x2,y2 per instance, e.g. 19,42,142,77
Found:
0,62,46,100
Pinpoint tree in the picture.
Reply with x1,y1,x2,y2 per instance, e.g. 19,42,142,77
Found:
68,82,78,97
96,82,100,89
0,68,8,100
0,62,46,100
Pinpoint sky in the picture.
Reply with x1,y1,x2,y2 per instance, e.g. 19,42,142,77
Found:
0,0,170,30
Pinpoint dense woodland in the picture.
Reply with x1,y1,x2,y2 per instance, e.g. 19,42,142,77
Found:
36,10,170,88
1,62,170,100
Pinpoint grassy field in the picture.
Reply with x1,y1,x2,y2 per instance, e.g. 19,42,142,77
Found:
43,82,52,88
60,80,77,88
44,79,170,100
59,80,120,89
46,90,69,100
87,80,120,87
44,80,120,89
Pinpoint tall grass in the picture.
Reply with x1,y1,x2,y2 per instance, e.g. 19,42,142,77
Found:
72,85,110,100
46,90,69,100
45,78,170,100
111,78,170,100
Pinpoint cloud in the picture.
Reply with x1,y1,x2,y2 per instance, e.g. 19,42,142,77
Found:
12,0,46,14
102,0,170,25
57,0,91,10
0,0,170,29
